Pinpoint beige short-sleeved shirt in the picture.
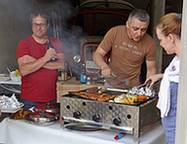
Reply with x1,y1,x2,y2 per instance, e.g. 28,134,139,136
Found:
99,25,156,87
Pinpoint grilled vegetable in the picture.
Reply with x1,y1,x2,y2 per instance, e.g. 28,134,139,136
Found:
114,94,148,105
137,95,148,101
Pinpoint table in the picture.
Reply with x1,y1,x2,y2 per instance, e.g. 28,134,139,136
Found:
0,118,165,144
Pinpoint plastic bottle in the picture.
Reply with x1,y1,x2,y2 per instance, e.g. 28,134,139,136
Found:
80,63,87,84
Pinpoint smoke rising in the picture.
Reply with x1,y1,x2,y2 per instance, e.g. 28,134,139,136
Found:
0,0,86,76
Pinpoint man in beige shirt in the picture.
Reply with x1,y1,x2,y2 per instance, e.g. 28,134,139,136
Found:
93,9,157,88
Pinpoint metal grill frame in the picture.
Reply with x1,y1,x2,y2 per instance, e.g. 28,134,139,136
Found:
60,95,160,138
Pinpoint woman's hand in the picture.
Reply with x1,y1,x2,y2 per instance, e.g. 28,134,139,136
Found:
145,73,163,87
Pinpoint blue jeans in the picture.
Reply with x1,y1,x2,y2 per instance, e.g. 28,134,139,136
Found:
22,99,57,110
161,82,178,144
22,100,37,109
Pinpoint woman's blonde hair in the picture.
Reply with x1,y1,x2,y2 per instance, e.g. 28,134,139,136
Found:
157,13,182,38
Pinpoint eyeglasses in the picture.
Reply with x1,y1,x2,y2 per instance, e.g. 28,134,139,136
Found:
32,23,47,28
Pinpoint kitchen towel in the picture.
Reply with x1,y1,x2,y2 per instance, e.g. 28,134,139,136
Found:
157,56,180,118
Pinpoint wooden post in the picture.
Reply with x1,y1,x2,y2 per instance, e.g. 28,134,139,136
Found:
176,1,187,143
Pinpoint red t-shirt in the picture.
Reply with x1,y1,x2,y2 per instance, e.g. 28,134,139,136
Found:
16,36,63,102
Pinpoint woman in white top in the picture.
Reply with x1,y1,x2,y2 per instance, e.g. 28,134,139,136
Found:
146,13,182,144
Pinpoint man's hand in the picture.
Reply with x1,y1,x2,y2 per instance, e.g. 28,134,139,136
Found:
43,52,64,70
101,66,111,77
18,48,59,76
93,46,111,77
44,48,58,62
17,55,47,76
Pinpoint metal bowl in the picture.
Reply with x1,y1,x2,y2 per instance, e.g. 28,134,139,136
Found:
34,107,59,114
25,111,59,126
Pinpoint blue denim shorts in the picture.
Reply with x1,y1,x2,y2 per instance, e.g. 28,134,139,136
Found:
161,82,178,144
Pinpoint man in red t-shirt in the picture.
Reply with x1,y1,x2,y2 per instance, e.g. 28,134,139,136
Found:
16,11,64,109
93,9,157,88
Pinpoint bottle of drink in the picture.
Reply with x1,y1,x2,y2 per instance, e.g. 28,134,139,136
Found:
61,62,68,81
80,63,87,84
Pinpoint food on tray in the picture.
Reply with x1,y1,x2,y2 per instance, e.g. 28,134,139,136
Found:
11,108,32,119
137,95,148,101
114,94,148,105
70,86,152,104
73,92,97,100
112,83,154,105
72,91,116,102
97,94,115,102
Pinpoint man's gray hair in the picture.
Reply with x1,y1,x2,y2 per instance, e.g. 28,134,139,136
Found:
127,9,150,23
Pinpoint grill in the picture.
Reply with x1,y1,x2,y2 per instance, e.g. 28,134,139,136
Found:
60,87,160,138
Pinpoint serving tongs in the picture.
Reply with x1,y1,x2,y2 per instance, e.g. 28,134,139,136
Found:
97,72,129,87
136,83,148,89
104,72,121,81
96,74,116,84
136,79,152,89
97,87,128,94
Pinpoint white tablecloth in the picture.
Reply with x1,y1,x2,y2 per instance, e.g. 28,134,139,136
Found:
0,118,165,144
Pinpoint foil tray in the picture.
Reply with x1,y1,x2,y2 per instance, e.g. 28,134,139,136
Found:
25,111,59,126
